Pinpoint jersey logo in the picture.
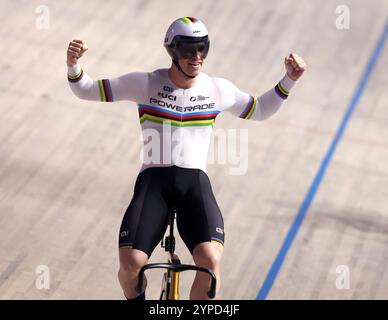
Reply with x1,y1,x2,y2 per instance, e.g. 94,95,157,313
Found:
190,95,210,102
163,86,173,93
158,91,177,101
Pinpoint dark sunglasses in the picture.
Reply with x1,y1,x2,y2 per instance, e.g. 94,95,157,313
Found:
175,41,209,59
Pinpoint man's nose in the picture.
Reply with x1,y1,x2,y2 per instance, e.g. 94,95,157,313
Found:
190,49,201,59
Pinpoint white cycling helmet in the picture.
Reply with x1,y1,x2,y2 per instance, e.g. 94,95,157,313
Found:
164,17,210,77
164,17,209,47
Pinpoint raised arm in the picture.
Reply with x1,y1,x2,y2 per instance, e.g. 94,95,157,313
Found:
66,40,147,102
221,53,306,121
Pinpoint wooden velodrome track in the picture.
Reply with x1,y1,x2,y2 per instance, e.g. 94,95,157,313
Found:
0,0,387,300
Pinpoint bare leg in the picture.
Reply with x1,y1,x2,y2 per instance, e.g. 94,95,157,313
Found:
118,248,148,299
190,242,223,300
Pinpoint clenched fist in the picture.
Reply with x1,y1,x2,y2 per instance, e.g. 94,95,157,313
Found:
67,40,88,67
285,53,306,81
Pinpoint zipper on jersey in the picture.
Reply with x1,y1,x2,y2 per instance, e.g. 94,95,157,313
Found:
181,89,186,123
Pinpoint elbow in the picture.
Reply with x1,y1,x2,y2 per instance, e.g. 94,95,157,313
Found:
260,107,282,121
256,97,284,121
68,84,91,101
248,104,282,121
74,91,90,101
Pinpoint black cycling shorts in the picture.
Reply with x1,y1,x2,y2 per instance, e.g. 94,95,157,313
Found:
119,166,225,257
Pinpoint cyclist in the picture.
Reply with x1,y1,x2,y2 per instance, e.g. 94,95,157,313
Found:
66,16,306,300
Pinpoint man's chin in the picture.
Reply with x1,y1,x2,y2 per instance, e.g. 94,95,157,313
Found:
186,67,201,77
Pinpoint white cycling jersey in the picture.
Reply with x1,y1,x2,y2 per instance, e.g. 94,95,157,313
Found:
68,64,295,172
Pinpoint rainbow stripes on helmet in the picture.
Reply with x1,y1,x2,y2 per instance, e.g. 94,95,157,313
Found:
179,17,199,24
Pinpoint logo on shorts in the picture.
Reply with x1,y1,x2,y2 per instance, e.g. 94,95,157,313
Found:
120,231,129,237
216,227,224,235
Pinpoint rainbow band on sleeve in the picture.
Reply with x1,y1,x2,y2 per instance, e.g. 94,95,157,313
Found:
274,81,289,100
98,79,114,102
67,68,83,83
239,96,257,120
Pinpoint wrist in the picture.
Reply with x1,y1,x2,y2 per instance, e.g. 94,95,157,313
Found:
67,61,76,68
286,72,298,81
67,62,81,76
280,73,296,92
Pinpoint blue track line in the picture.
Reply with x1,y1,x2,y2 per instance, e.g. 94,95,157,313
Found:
257,20,388,300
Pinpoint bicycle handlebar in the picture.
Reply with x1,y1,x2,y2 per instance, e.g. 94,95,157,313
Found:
137,263,217,299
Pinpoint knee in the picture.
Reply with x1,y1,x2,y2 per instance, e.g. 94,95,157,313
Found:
192,243,223,270
119,249,148,274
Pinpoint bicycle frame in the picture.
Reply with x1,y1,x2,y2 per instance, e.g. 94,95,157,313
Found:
137,208,217,300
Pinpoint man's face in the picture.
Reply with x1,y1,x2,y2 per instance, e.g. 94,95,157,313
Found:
179,54,204,77
175,40,209,77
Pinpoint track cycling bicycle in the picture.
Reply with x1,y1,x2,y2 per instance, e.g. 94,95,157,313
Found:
137,207,217,300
